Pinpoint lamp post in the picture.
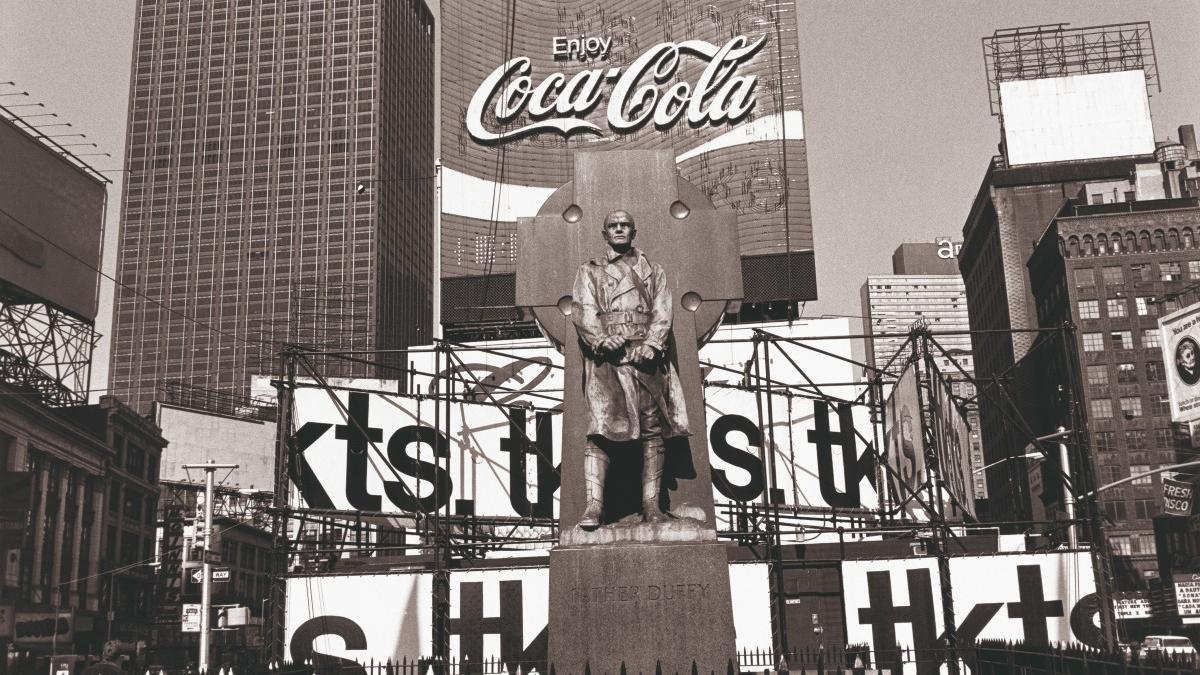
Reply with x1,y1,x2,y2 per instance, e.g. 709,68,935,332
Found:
181,461,237,673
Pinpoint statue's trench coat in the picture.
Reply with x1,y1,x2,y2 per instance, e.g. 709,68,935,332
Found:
570,248,690,442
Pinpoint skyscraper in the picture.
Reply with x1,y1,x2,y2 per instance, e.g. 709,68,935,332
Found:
110,0,436,413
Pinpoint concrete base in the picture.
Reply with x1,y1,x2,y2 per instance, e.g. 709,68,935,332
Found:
548,541,736,674
559,515,716,547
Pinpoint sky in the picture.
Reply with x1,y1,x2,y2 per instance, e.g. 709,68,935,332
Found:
2,1,1199,400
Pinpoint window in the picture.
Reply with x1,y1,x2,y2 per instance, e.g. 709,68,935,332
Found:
1094,431,1115,452
1134,498,1156,520
1107,298,1127,318
1151,396,1170,416
1101,465,1121,484
1108,531,1131,553
1189,260,1200,278
1135,297,1156,316
1161,262,1183,281
1077,300,1100,319
1117,363,1137,383
1119,396,1143,418
1146,361,1165,381
1086,365,1109,385
1142,329,1160,349
1074,268,1095,287
1083,333,1104,352
1155,428,1173,448
1090,399,1113,418
1130,465,1152,485
1133,533,1156,556
1102,266,1124,285
1131,264,1151,281
1110,331,1133,350
1126,429,1148,449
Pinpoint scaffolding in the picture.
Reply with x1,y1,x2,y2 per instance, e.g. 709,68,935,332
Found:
982,22,1160,117
259,322,1119,664
0,281,99,407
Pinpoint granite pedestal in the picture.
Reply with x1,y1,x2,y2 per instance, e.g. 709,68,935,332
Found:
548,539,736,675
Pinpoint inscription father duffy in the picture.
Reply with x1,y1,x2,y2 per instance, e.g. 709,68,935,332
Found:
570,582,711,604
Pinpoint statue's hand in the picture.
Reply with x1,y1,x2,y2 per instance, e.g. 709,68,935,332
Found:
597,335,625,353
629,343,657,364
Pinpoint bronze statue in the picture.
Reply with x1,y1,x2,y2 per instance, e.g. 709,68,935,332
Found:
570,210,690,529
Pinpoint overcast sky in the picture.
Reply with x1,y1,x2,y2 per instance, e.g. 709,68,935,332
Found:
2,1,1198,400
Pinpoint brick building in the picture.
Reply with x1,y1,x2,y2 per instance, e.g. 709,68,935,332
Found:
1027,143,1200,580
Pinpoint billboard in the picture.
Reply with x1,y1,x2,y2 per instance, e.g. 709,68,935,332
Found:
1159,302,1200,424
439,0,813,293
883,364,926,520
284,563,772,667
998,70,1154,166
0,119,105,321
929,365,976,520
283,551,1099,668
843,551,1099,668
289,319,879,527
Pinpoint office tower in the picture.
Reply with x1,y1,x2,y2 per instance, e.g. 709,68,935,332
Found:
1027,135,1200,580
959,23,1159,521
861,241,986,500
438,0,816,338
110,0,436,413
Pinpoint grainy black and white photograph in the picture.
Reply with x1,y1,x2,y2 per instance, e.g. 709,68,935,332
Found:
1,1,1200,673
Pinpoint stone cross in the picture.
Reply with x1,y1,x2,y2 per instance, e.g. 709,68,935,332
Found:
516,149,742,530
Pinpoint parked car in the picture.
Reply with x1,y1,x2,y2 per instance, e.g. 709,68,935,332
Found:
1140,635,1196,661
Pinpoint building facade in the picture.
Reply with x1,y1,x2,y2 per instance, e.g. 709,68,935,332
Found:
439,0,816,338
110,0,437,414
1028,178,1200,580
0,387,165,660
861,242,986,500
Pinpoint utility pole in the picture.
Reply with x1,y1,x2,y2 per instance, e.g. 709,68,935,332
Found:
182,460,237,673
1056,426,1078,548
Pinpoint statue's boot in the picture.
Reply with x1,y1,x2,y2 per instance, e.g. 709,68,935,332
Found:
642,437,668,523
578,441,607,530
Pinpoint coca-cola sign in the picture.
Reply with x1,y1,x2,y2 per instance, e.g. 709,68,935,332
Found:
466,35,767,144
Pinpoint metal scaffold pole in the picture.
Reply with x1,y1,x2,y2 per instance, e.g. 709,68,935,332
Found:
914,328,958,675
181,460,238,672
264,346,298,664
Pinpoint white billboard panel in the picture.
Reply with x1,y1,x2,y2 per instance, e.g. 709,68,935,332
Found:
1160,302,1200,424
999,70,1153,166
291,319,879,529
843,551,1098,665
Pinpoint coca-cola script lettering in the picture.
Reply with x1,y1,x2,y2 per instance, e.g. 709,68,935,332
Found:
465,35,767,144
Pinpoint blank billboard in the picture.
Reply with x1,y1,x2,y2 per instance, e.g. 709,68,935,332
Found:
0,119,105,321
999,70,1154,166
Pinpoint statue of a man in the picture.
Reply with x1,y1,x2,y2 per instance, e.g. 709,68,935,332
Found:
570,210,690,529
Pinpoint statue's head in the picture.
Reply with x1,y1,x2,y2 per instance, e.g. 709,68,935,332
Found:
601,210,636,250
101,640,121,662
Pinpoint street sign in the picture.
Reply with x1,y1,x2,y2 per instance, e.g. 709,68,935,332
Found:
204,550,223,564
190,569,203,584
213,568,231,582
181,604,202,633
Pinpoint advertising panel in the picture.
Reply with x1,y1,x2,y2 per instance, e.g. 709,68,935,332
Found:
440,0,813,293
929,365,976,520
883,364,926,521
290,319,879,527
284,563,772,666
1162,477,1194,517
842,551,1100,666
0,119,105,321
1159,302,1200,424
1175,572,1200,623
998,70,1154,167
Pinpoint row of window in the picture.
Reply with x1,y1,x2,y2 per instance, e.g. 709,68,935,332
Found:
1075,260,1200,287
1094,428,1179,452
1089,395,1170,419
1108,532,1156,556
1081,329,1160,352
1102,498,1160,523
1077,296,1162,320
1086,361,1166,385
